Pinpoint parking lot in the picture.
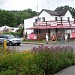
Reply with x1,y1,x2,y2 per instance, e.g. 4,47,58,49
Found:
6,40,75,52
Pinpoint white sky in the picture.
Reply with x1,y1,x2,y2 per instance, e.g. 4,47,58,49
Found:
0,0,75,12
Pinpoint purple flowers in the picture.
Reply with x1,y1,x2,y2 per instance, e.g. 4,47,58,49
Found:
31,45,74,53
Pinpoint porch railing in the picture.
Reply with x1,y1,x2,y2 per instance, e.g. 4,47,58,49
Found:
33,20,75,26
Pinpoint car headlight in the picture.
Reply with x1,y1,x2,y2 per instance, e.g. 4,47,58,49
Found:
12,40,16,42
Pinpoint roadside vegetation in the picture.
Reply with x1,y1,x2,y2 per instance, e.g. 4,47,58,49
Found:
0,45,75,75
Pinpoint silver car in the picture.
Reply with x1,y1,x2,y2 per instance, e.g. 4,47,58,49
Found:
0,34,22,46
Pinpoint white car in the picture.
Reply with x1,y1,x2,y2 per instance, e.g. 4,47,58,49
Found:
0,34,22,46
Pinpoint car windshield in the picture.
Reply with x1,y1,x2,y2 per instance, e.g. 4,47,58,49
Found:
7,35,15,39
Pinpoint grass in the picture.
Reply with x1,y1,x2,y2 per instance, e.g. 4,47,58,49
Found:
23,39,46,43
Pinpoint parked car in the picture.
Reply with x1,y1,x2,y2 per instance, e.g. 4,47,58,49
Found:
0,34,22,46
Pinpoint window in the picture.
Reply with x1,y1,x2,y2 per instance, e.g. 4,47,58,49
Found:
37,17,41,21
42,17,45,22
4,36,8,39
55,17,57,21
0,35,3,38
11,29,14,30
60,17,62,21
35,19,37,22
68,17,70,22
60,17,62,24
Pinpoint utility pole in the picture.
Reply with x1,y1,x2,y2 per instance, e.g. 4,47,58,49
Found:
37,0,38,12
36,0,39,40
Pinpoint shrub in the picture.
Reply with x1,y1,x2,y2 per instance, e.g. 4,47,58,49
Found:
0,46,74,75
31,46,74,75
0,69,16,75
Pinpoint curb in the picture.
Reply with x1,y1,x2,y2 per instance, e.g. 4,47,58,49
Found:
22,42,44,45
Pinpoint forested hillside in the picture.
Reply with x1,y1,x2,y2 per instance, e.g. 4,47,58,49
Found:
0,8,37,27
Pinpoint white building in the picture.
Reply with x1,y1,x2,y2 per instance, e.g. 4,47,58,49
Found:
24,16,37,34
0,25,19,33
24,9,75,40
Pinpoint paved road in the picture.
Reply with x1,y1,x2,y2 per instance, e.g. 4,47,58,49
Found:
7,40,75,52
7,43,41,52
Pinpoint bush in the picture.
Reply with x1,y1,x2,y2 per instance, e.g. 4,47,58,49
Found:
31,46,74,75
0,70,16,75
0,46,74,75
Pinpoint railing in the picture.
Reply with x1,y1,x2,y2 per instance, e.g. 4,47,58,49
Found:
33,20,75,26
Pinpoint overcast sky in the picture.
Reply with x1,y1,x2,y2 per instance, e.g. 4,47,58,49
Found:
0,0,74,12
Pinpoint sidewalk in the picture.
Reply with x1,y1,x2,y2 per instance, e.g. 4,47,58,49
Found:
54,65,75,75
22,40,75,45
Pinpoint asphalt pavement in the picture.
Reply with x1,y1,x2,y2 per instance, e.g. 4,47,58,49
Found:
23,40,75,49
54,65,75,75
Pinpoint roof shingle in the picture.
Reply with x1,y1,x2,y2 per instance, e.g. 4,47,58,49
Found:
41,9,68,16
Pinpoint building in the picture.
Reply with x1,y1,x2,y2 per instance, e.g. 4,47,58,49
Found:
24,9,75,40
24,16,37,34
0,25,19,33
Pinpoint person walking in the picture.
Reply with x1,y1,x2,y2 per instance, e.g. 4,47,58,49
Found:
67,33,70,43
46,33,49,44
65,33,68,43
60,33,65,44
52,33,56,43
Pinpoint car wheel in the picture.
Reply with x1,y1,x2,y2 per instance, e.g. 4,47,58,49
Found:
17,43,20,46
9,42,13,46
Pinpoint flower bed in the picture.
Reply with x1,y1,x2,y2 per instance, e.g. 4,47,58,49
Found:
0,46,75,75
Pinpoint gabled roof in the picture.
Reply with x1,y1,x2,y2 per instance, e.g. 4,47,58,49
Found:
39,9,69,16
56,10,68,16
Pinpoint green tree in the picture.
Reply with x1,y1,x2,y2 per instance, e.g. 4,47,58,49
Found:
55,5,75,18
0,10,17,27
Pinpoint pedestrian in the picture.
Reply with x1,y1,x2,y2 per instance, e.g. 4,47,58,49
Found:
25,32,27,39
46,33,49,44
65,33,68,43
60,33,65,44
51,33,56,43
67,33,70,43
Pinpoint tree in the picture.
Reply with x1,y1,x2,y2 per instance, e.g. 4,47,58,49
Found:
0,10,17,27
55,5,75,18
55,5,69,11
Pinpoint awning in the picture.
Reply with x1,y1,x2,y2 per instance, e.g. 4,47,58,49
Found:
26,25,75,30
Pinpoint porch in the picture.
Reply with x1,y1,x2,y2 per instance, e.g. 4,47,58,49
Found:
26,20,75,40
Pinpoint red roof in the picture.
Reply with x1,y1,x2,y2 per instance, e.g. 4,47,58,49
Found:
26,25,75,29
